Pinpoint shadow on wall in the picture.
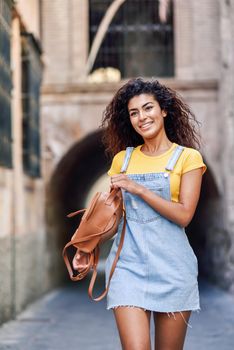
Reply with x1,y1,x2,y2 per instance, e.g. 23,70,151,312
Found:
47,133,225,288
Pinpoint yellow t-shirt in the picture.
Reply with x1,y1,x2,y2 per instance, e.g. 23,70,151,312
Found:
108,143,207,202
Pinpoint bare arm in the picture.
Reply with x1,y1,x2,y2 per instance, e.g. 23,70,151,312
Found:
111,168,203,227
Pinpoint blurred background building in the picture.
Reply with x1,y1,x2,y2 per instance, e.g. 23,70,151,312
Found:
0,0,234,324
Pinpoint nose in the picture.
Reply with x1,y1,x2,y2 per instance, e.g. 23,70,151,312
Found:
139,110,147,121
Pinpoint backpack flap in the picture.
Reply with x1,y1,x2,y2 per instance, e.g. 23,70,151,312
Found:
71,189,123,253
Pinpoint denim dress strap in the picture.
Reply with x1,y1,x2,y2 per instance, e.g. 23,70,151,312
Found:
120,145,184,174
165,145,184,171
120,147,134,173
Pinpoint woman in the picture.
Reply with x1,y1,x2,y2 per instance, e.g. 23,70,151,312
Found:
101,78,206,350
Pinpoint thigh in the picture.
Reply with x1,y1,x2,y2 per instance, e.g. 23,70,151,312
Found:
153,311,191,350
113,307,151,350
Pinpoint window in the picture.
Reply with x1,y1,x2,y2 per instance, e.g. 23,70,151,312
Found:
21,33,42,178
0,0,13,168
89,0,174,78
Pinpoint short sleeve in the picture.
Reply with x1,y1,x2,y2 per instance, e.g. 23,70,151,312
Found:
182,149,207,175
107,151,125,176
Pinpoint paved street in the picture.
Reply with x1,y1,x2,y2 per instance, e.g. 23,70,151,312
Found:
0,275,234,350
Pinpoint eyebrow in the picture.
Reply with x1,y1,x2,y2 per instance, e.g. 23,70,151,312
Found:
128,101,153,112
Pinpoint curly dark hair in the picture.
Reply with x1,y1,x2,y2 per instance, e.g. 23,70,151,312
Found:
101,78,201,156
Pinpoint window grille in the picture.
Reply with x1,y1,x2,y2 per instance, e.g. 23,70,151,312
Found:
21,33,42,178
0,0,13,168
89,0,174,78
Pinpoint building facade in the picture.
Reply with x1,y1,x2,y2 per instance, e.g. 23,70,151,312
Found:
0,0,49,324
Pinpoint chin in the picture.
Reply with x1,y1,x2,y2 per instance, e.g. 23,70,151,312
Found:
141,130,158,138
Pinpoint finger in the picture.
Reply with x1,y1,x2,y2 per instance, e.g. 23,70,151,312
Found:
111,174,127,180
112,176,127,184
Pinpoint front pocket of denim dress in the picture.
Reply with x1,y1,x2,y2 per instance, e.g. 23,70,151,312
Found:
124,186,163,223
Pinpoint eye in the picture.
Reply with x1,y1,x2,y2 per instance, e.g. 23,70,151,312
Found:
130,111,138,117
145,105,153,111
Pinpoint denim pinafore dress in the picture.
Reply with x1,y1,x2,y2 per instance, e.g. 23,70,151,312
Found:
105,146,200,314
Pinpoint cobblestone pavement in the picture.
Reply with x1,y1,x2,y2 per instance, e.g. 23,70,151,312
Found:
0,275,234,350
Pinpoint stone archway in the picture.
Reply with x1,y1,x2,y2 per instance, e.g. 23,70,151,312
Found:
46,129,110,283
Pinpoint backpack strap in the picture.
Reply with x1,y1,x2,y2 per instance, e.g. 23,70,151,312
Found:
165,145,184,171
88,148,133,300
120,147,134,173
88,210,127,301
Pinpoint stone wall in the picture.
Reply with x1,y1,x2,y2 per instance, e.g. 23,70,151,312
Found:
0,3,58,325
0,170,14,324
217,0,234,292
41,0,89,84
174,0,220,80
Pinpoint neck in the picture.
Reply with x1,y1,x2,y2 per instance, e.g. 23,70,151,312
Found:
142,134,173,155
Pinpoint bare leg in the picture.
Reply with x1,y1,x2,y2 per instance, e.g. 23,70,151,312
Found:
113,307,152,350
153,311,191,350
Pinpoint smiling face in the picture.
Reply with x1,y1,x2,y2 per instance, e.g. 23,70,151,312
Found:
128,94,167,141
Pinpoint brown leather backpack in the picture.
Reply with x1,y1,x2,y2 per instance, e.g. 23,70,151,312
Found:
62,187,126,301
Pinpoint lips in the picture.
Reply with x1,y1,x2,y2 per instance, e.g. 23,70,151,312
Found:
140,122,153,130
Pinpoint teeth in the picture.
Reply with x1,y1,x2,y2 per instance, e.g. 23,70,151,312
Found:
141,123,152,129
